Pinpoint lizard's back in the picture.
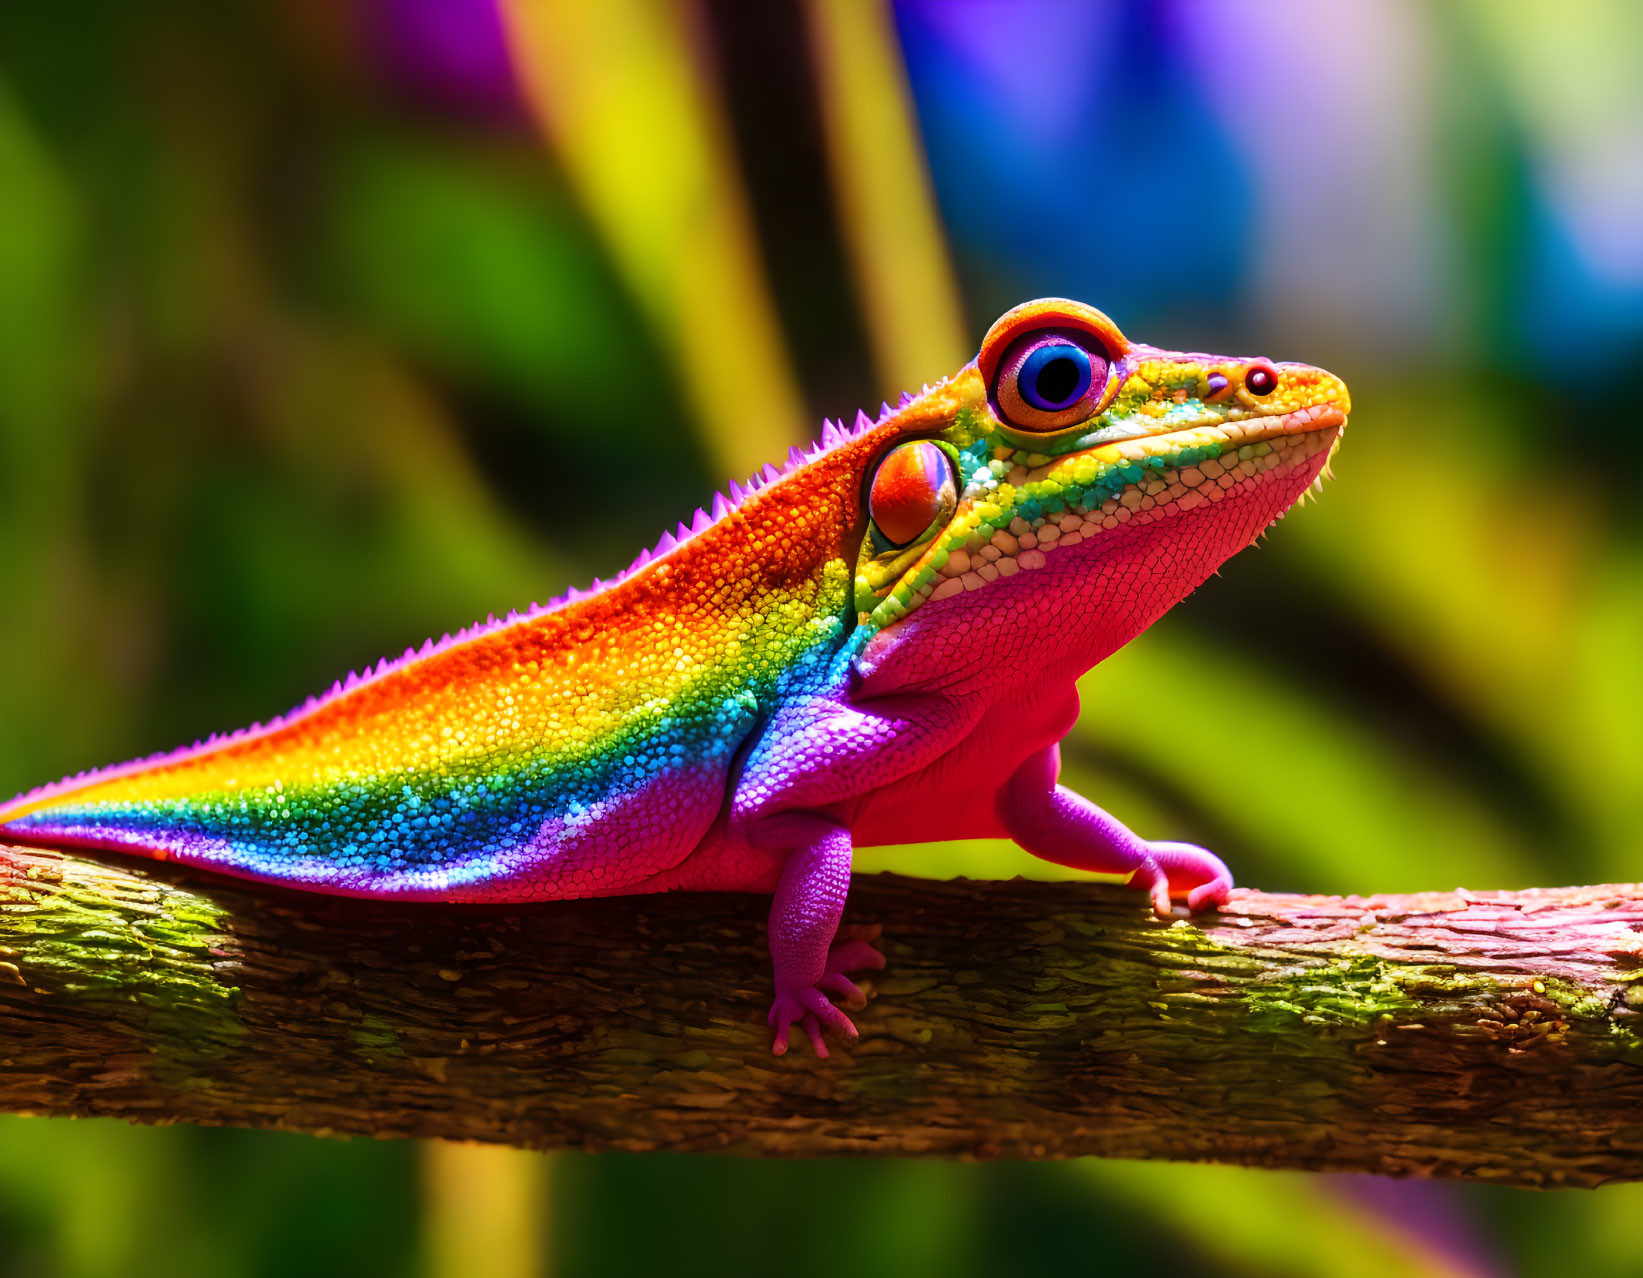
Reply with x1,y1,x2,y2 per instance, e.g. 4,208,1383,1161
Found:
0,442,876,899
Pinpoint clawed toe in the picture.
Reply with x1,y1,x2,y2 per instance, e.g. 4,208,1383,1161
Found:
768,993,829,1057
1186,876,1231,912
825,936,886,976
818,970,867,1008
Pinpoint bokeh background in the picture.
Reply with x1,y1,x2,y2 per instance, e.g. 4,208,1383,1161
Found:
2,1,1641,1275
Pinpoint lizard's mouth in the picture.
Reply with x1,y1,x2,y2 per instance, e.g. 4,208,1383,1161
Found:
1215,402,1346,443
989,399,1347,515
1069,401,1347,461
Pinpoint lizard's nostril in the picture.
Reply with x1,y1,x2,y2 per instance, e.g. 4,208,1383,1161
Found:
1244,360,1279,397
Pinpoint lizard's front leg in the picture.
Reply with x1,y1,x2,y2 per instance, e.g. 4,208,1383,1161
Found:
762,817,883,1057
734,692,966,1055
997,743,1232,915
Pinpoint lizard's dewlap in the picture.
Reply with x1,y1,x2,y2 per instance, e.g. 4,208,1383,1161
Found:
0,296,1349,1056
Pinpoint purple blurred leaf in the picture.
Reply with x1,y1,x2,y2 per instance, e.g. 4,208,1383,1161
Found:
361,0,525,124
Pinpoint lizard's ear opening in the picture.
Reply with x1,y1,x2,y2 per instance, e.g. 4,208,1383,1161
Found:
868,441,957,549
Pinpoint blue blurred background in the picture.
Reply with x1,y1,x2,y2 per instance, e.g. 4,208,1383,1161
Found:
1,1,1640,1275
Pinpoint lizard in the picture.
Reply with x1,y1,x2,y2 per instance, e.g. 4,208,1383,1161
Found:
0,298,1349,1058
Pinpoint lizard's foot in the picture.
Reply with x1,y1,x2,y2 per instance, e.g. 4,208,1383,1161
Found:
768,986,857,1059
769,929,885,1058
1132,841,1232,917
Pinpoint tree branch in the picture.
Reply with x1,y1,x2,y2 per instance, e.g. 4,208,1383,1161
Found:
1,840,1639,1186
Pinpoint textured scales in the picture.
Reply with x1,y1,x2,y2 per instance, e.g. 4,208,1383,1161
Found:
0,299,1351,1057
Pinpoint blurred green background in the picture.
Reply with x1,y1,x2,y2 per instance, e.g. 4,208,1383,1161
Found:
2,1,1640,1275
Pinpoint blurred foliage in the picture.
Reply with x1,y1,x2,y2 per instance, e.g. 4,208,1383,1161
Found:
1,1,1641,1276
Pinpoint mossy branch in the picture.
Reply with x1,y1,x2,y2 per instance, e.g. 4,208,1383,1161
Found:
1,840,1639,1187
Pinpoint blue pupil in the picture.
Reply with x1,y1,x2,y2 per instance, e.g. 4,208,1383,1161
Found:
1018,344,1092,411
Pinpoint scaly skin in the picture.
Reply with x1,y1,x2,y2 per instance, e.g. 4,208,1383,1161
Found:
0,299,1349,1057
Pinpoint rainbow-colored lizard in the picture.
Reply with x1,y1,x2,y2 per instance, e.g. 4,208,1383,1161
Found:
0,299,1349,1057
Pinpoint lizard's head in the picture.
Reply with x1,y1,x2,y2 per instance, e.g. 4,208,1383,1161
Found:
851,298,1350,685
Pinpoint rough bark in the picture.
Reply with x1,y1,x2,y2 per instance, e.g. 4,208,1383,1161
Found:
0,840,1638,1187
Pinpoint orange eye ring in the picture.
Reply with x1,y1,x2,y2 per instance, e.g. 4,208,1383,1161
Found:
992,328,1109,432
868,441,957,547
975,299,1128,434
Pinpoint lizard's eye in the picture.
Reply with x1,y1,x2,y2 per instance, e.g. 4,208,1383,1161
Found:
993,328,1109,432
868,441,957,548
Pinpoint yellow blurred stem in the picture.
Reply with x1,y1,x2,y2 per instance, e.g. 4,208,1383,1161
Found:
805,0,968,392
422,1141,548,1278
499,0,805,479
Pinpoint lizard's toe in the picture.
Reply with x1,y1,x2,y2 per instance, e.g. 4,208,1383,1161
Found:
817,970,867,1008
768,984,860,1057
825,935,885,977
1143,840,1233,914
768,992,828,1058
